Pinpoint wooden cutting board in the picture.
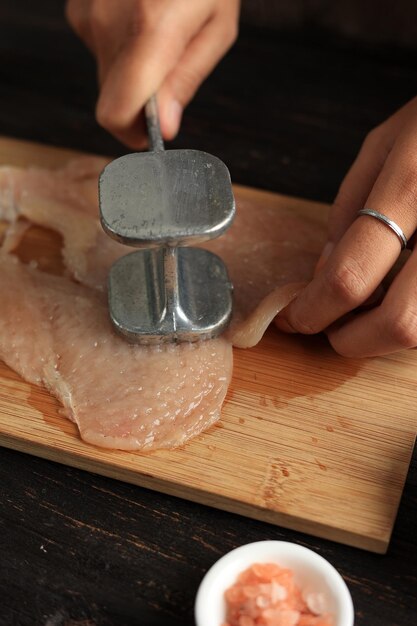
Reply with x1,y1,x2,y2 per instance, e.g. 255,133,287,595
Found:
0,137,415,554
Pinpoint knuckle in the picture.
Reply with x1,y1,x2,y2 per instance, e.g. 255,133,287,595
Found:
387,307,417,348
325,258,369,307
361,123,392,159
363,127,378,148
363,124,384,149
68,0,109,42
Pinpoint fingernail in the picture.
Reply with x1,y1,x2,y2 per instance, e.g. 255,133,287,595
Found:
315,241,334,275
166,100,182,137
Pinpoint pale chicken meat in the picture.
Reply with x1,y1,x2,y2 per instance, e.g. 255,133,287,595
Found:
0,159,325,450
0,159,123,289
205,200,325,346
0,252,232,450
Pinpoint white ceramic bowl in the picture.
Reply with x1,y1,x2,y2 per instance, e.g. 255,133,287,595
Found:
195,540,354,626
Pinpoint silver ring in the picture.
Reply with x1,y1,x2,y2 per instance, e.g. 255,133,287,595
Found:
357,208,408,250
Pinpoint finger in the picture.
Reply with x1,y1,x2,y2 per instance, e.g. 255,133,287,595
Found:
315,128,395,274
329,128,394,241
157,15,238,139
316,104,417,271
276,132,417,335
96,6,215,148
275,219,401,335
327,245,417,357
96,34,184,148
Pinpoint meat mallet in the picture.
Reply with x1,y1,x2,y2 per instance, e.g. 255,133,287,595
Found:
99,95,235,343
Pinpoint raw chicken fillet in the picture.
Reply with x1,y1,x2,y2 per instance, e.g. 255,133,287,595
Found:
0,159,325,450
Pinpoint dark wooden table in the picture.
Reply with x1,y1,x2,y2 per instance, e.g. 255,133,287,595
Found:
0,2,416,625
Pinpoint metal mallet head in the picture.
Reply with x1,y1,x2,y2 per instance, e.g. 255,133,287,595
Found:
99,96,235,344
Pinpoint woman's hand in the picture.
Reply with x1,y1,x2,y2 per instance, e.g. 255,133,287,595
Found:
66,0,240,148
276,96,417,358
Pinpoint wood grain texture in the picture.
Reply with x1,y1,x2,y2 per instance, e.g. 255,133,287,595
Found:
0,5,417,624
0,137,415,554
